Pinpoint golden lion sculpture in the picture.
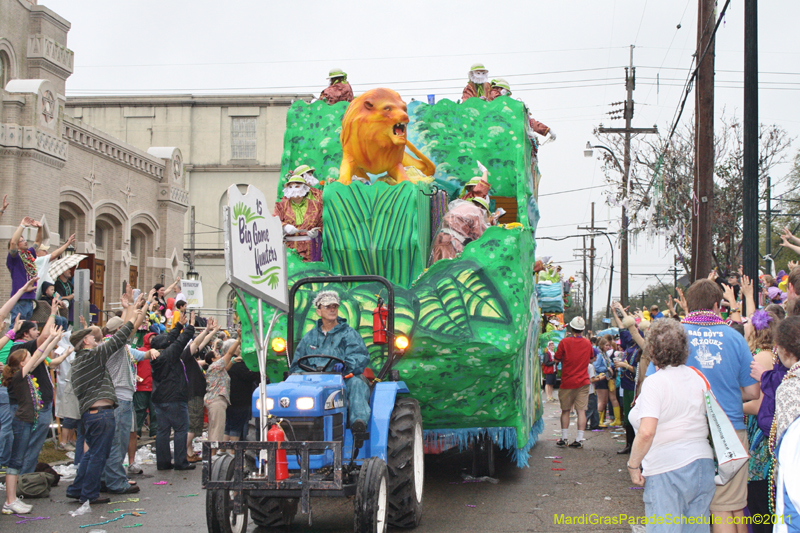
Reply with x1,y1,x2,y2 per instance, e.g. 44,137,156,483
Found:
338,88,435,185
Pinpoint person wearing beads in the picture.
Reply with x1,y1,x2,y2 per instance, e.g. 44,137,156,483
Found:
1,325,63,515
741,309,780,533
682,279,760,532
769,316,800,530
610,302,649,455
626,319,716,532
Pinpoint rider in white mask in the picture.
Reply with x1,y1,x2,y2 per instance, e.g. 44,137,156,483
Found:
462,63,492,101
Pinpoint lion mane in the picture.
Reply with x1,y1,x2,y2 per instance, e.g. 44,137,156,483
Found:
338,88,434,185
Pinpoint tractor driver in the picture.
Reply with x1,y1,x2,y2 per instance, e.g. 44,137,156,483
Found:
289,290,371,442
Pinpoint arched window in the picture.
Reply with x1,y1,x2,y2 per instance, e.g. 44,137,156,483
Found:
0,51,10,89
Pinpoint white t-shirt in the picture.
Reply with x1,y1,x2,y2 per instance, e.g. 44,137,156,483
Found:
628,365,713,476
587,363,596,395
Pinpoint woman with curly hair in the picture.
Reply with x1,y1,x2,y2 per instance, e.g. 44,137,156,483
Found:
626,319,715,531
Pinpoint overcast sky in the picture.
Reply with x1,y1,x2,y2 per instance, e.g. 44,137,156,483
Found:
46,0,800,315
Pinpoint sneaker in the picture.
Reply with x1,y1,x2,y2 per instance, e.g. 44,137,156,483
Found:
127,463,143,475
568,440,583,449
556,439,568,447
3,498,33,514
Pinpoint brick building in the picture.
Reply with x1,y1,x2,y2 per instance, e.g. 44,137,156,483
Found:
0,0,187,323
65,93,310,311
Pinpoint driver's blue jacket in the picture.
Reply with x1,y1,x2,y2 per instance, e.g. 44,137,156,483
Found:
289,317,370,375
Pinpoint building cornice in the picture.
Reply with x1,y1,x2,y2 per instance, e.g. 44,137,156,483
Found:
65,93,313,108
64,116,165,181
29,6,72,33
185,164,280,173
26,34,74,77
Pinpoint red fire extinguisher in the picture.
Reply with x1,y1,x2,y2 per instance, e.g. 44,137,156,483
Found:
373,298,388,345
267,423,289,480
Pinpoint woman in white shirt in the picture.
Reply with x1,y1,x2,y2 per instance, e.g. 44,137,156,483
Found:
626,319,715,532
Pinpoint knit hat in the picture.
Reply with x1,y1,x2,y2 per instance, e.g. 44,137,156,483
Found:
40,281,54,294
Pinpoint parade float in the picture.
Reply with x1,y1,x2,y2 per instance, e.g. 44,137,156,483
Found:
237,89,545,468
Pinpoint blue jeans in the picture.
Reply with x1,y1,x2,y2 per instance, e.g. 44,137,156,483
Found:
642,458,716,532
8,416,33,476
0,387,12,466
102,399,133,492
68,408,116,502
54,315,69,329
586,392,599,429
10,299,33,321
154,402,189,469
10,403,53,474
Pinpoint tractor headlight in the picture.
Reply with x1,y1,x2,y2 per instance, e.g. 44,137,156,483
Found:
296,397,315,410
256,398,274,411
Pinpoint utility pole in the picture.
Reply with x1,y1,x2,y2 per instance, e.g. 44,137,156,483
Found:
582,236,588,323
190,205,196,271
578,203,604,332
597,45,657,307
765,175,772,258
742,0,759,297
693,0,716,282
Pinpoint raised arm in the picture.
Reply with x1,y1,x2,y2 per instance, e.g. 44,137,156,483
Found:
23,326,62,376
8,217,37,252
193,317,219,353
740,275,756,318
779,231,800,256
0,277,38,325
49,345,73,367
48,233,76,261
722,284,742,323
614,302,646,350
164,277,181,297
223,337,241,371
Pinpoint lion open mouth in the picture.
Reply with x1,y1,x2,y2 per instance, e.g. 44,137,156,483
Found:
393,123,407,136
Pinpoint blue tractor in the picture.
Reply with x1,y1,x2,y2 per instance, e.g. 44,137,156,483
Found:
203,276,424,533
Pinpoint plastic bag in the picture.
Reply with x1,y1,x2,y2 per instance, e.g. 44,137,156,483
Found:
70,500,91,517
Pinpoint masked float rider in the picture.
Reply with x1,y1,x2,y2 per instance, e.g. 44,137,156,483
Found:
291,164,322,201
462,63,492,101
487,78,512,101
431,196,495,264
458,161,490,201
289,291,371,442
320,68,354,105
273,175,323,262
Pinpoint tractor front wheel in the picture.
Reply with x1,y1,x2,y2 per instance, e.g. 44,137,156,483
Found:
354,457,389,533
386,398,424,528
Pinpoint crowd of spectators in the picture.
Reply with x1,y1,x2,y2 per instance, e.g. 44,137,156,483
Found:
553,265,800,531
0,213,250,515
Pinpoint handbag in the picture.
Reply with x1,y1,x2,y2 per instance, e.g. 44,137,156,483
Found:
690,367,750,485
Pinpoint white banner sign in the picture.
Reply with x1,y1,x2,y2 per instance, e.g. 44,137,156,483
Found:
181,280,204,308
224,184,288,311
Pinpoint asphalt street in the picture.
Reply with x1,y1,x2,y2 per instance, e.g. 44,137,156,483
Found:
1,399,645,532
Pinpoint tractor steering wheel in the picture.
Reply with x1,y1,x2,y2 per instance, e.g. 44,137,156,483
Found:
293,354,347,373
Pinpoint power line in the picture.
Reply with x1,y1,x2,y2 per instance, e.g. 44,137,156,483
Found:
538,183,611,197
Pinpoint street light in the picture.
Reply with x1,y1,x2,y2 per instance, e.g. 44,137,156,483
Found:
186,269,200,281
584,142,624,174
63,245,75,257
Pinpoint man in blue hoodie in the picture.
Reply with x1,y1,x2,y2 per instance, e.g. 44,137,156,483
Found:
290,291,371,440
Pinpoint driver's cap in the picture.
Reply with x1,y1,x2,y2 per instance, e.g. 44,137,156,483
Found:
313,290,340,308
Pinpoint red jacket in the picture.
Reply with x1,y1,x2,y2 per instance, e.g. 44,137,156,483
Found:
554,336,592,388
542,349,556,375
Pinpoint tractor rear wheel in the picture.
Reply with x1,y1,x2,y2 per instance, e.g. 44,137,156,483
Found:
247,495,298,529
354,457,389,533
207,454,249,533
386,398,424,528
